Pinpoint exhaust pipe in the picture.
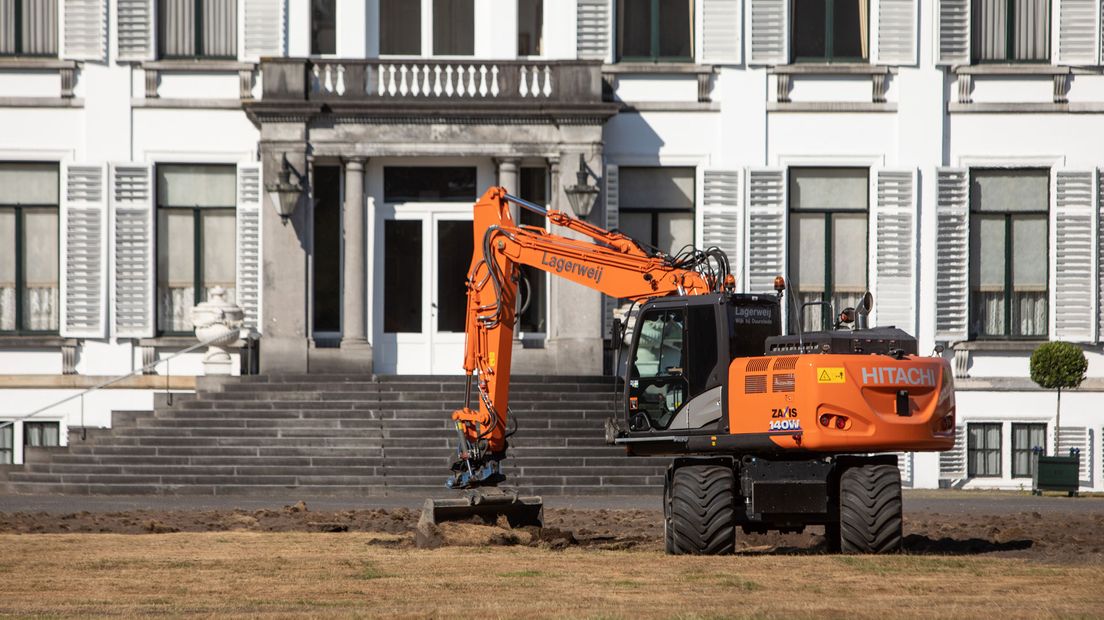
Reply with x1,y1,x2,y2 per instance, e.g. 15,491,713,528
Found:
855,291,873,330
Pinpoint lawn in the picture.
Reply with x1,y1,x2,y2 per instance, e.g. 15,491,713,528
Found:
1,532,1101,618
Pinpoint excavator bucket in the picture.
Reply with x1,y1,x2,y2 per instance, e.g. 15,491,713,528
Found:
418,490,544,532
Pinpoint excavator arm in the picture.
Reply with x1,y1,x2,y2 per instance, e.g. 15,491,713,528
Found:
447,186,730,489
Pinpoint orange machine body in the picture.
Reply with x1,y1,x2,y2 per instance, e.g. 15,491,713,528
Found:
727,353,956,454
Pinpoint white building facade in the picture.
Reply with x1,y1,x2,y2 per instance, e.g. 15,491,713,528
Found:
1,0,1103,491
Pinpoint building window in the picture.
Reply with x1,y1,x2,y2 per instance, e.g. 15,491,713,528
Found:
383,167,477,203
380,0,421,55
792,0,869,62
619,167,695,257
0,163,59,334
433,0,474,56
788,168,868,333
0,0,57,56
517,0,543,56
24,421,59,447
1012,422,1046,478
384,219,421,333
311,0,336,55
518,166,547,334
972,0,1049,63
617,0,693,62
967,422,1002,477
158,0,237,58
969,169,1048,339
0,424,12,464
156,164,237,334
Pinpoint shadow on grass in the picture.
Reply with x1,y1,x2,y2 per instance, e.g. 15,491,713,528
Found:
738,534,1033,556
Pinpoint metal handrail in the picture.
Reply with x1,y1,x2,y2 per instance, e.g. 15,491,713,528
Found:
0,331,251,433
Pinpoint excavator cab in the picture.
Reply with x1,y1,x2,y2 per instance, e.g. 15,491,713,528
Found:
623,293,781,435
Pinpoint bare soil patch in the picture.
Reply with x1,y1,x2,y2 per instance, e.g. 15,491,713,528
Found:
1,502,1102,563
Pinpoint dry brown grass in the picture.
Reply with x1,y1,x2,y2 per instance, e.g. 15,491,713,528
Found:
1,532,1101,619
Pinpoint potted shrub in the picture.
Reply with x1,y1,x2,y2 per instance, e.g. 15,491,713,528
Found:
1028,342,1088,496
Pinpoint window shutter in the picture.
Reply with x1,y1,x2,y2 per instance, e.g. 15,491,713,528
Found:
242,0,283,60
60,163,108,339
1057,426,1092,485
935,168,968,341
939,426,967,480
237,162,262,332
702,0,742,64
116,0,154,61
937,0,970,65
601,164,619,336
61,0,106,60
111,164,154,338
871,169,917,334
748,0,787,65
744,168,786,300
888,451,913,486
577,0,611,62
1057,0,1099,65
875,0,917,65
702,169,742,284
1052,170,1096,343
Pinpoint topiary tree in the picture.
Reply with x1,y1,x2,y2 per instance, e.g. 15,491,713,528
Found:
1030,341,1088,456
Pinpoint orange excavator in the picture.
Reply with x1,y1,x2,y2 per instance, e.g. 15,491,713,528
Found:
421,186,955,554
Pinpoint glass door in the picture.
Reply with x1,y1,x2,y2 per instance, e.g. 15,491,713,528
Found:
429,213,474,374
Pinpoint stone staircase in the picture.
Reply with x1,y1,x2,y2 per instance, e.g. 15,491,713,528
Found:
0,375,670,496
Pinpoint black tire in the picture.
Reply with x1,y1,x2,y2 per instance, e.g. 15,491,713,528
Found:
838,464,902,554
668,464,736,555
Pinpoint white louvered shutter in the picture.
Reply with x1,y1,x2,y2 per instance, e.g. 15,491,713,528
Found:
1099,170,1104,339
577,0,611,62
701,170,742,284
744,168,786,305
702,0,742,64
601,164,619,336
1051,171,1097,343
1057,426,1092,485
111,164,154,338
116,0,154,61
1056,0,1099,64
62,0,106,60
60,164,108,338
935,168,969,341
871,169,917,334
937,0,970,65
748,0,787,65
939,426,967,480
891,452,913,486
242,0,284,60
875,0,917,65
237,163,263,331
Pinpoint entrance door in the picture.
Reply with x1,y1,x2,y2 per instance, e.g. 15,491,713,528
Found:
374,206,473,374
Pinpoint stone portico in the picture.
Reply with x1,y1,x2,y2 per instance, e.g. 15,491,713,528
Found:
246,59,618,374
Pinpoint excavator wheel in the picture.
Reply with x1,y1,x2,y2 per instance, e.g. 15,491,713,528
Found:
837,464,903,554
668,464,736,555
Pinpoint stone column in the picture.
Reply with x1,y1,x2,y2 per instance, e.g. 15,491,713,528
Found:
340,158,371,368
497,158,520,221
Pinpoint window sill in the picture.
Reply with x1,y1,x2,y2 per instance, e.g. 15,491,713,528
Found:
142,59,255,72
955,64,1071,76
770,63,895,76
0,58,76,70
953,340,1049,352
0,335,75,348
603,63,714,75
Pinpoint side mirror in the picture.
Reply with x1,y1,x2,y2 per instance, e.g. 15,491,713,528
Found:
838,307,855,325
605,318,623,350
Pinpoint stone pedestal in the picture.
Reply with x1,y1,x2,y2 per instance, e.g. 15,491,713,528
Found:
191,287,245,376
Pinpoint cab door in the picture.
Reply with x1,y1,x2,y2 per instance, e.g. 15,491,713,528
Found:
625,307,689,431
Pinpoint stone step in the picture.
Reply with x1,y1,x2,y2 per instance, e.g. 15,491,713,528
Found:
136,417,382,429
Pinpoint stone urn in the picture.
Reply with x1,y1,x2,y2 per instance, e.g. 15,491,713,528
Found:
191,287,245,375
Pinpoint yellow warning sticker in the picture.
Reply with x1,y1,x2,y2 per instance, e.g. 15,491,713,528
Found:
489,351,497,367
817,367,846,384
